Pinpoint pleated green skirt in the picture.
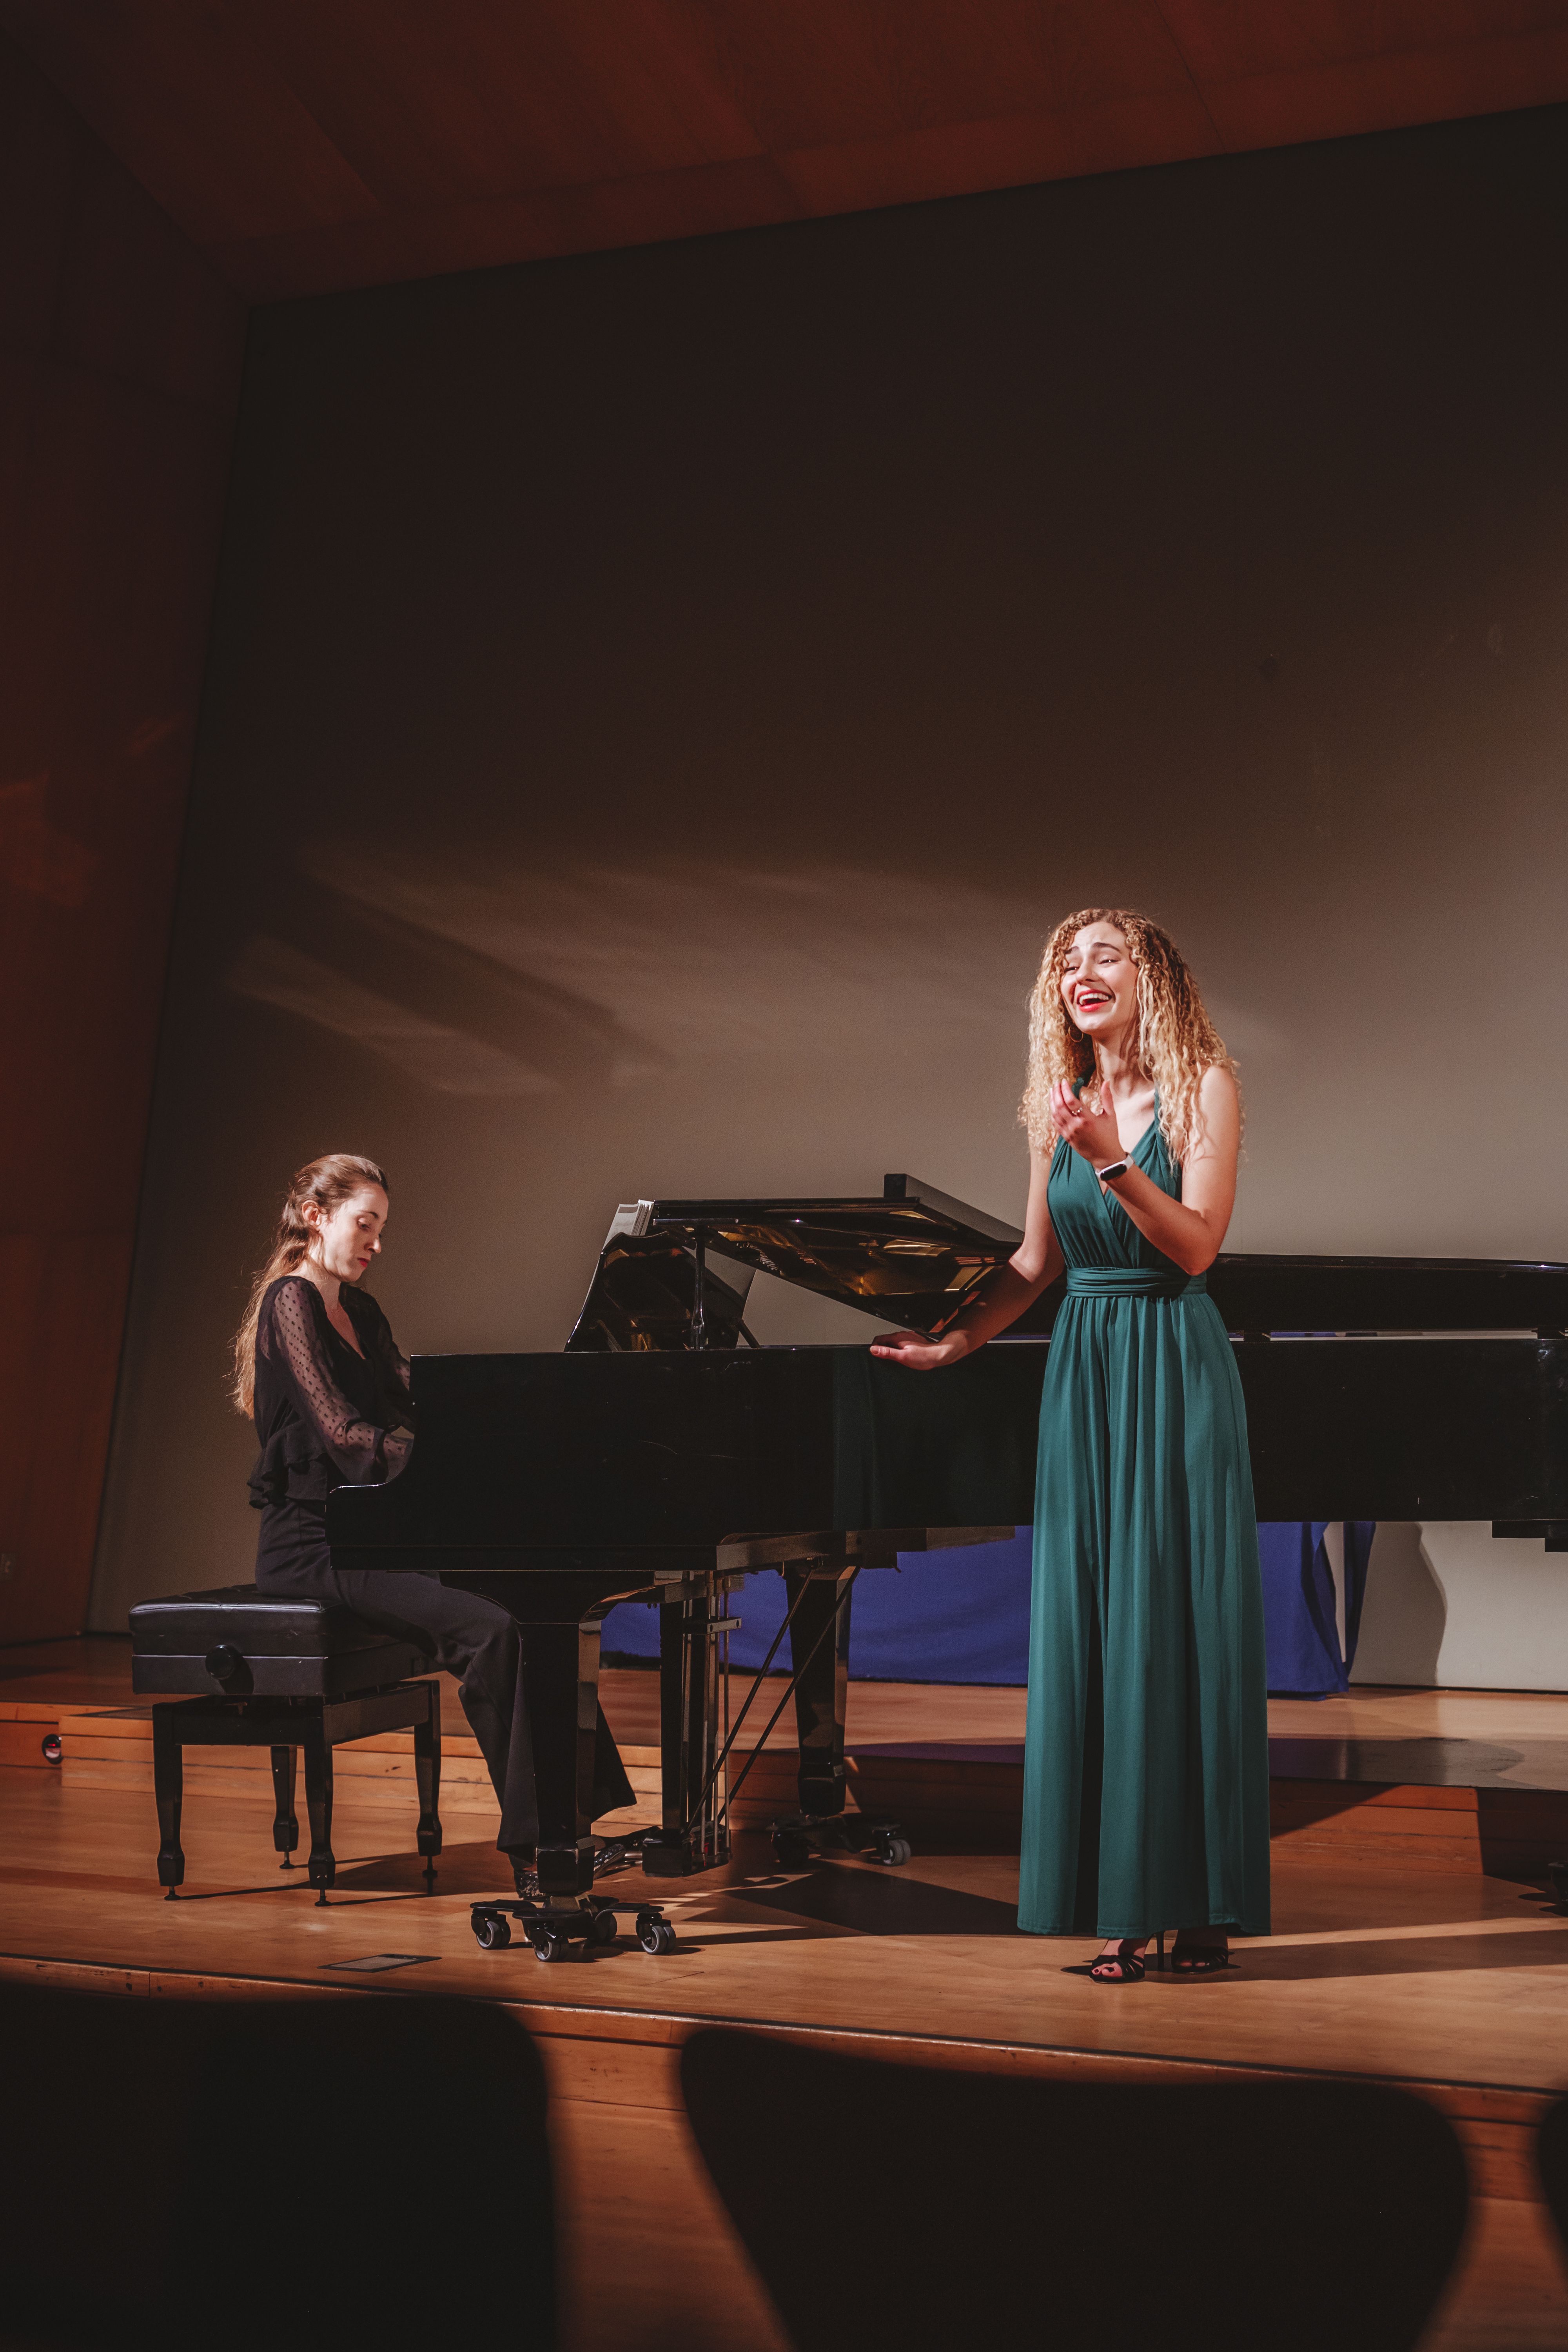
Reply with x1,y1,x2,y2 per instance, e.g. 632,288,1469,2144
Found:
1018,1255,1271,1940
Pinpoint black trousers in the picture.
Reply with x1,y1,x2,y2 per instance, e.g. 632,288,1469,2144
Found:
255,1502,634,1852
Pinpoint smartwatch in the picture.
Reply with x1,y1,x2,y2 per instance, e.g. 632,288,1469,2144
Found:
1095,1159,1130,1183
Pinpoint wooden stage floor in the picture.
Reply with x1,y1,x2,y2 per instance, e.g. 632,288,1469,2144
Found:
6,1642,1568,2350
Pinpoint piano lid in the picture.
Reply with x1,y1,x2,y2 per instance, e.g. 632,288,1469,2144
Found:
565,1177,1568,1352
565,1175,1022,1352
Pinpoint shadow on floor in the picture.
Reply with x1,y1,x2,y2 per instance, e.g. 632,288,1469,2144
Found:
329,1842,516,1897
1221,1925,1568,1984
1267,1736,1556,1789
729,1861,1021,1937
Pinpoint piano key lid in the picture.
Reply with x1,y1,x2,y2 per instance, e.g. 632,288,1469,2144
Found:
564,1176,1024,1353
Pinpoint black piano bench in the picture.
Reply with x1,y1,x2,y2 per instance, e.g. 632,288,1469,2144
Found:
128,1585,442,1904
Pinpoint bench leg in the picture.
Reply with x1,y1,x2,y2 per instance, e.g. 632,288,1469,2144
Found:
413,1683,442,1884
302,1714,336,1901
152,1707,185,1894
270,1742,299,1867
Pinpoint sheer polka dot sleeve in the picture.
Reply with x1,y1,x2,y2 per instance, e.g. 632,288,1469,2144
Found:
260,1279,390,1485
357,1291,416,1423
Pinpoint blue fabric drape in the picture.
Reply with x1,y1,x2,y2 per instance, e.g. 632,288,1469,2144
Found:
599,1530,1034,1680
601,1522,1369,1688
1258,1520,1376,1697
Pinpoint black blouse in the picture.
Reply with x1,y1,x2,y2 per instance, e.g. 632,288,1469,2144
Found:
248,1275,415,1510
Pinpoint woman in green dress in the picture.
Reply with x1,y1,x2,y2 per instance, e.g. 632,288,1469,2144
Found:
871,907,1269,1980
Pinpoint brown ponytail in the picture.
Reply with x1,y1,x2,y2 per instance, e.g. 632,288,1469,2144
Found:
231,1154,388,1417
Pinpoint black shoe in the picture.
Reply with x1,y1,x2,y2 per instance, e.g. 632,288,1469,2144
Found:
1170,1932,1232,1974
1086,1939,1147,1984
508,1851,538,1900
592,1838,640,1880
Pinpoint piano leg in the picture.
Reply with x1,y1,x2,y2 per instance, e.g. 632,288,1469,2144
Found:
269,1741,299,1869
782,1566,853,1818
659,1588,690,1842
524,1619,603,1897
152,1706,185,1893
302,1713,337,1899
412,1683,442,1881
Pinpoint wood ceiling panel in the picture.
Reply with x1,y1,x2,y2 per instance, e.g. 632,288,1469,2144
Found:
1194,23,1568,152
221,0,551,208
691,0,1206,151
532,0,767,166
778,84,1221,222
0,0,378,241
231,0,767,209
4,0,1568,300
1155,0,1568,81
688,2,956,148
852,0,1196,134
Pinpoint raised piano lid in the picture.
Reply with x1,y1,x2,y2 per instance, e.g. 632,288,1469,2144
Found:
566,1176,1568,1350
564,1175,1023,1351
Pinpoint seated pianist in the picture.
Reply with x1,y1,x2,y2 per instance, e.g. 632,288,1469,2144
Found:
232,1149,634,1893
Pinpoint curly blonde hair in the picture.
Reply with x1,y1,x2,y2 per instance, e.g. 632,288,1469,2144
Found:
1019,906,1238,1167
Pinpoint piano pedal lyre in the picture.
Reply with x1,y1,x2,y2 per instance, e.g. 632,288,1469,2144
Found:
644,1567,740,1879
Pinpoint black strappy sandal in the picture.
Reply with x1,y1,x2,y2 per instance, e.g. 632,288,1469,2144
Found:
1169,1935,1232,1975
1086,1939,1147,1984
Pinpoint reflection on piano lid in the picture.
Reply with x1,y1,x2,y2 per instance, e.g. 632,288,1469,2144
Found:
564,1228,759,1354
566,1174,1568,1354
565,1175,1024,1352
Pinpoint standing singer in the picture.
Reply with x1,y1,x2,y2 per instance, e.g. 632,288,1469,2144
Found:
872,910,1270,1980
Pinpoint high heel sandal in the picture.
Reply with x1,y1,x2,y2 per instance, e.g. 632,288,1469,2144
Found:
1170,1934,1232,1975
1087,1939,1147,1984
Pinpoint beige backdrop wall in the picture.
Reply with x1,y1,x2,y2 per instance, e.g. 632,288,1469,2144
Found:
91,105,1568,1635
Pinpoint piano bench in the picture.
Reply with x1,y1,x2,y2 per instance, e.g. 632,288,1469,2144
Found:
128,1585,442,1902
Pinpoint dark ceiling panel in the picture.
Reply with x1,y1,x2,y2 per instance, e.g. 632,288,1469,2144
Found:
1198,24,1568,152
2,0,1566,299
1157,0,1568,81
0,0,379,242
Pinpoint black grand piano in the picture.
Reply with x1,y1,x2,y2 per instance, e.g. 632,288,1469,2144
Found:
328,1176,1568,1902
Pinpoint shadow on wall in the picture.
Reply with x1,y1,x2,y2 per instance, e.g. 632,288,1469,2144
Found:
1351,1523,1448,1685
226,843,1280,1109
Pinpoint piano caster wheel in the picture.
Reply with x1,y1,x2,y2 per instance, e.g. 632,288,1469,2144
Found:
773,1831,811,1869
872,1834,912,1867
589,1907,620,1947
637,1913,677,1956
474,1913,511,1951
529,1926,571,1963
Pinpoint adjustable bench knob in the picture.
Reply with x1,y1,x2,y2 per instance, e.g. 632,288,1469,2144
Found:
205,1644,243,1683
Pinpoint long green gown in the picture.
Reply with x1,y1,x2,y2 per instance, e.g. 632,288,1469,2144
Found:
1017,1111,1271,1940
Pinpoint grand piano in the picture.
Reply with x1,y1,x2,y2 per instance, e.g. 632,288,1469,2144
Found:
327,1176,1568,1898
